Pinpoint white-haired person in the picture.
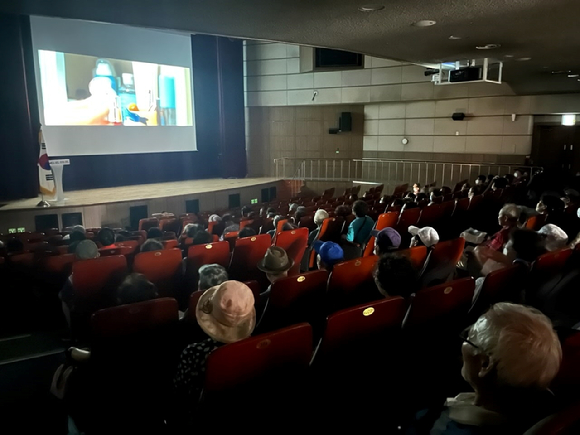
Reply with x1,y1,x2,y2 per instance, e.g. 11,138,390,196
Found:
483,203,521,252
308,209,329,246
538,224,568,252
407,303,562,434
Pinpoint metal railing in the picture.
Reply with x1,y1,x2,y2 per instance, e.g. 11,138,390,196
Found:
274,158,541,192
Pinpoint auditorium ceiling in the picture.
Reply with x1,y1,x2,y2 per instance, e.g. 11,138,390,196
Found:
4,0,580,94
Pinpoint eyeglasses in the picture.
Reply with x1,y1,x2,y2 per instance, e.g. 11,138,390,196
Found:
459,327,479,349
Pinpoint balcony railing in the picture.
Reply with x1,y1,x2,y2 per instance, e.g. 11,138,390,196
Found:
274,158,541,191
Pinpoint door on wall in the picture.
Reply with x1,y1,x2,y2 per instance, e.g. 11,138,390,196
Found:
532,125,580,174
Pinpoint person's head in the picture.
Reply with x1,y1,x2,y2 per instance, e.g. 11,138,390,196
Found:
97,227,115,247
70,230,87,244
468,186,482,199
537,195,565,215
282,222,298,232
141,238,164,252
241,206,252,217
70,225,86,236
415,192,428,202
183,223,200,238
314,209,329,226
266,207,276,216
441,186,452,195
259,206,267,217
373,253,419,298
498,203,520,228
504,174,515,184
409,226,439,248
313,241,344,271
75,239,99,260
117,273,158,305
332,205,348,218
462,182,470,191
294,206,307,222
257,246,293,284
238,227,257,239
289,203,299,213
492,177,508,190
488,174,495,182
514,169,523,179
372,227,402,255
538,224,568,252
221,214,234,225
196,281,256,344
198,264,228,291
413,183,421,194
352,200,369,218
429,188,442,202
147,227,163,239
504,229,546,262
208,214,222,223
191,230,213,246
476,175,487,186
6,238,24,253
461,303,561,397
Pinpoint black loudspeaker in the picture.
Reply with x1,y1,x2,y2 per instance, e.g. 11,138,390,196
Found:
452,112,465,121
339,112,352,132
269,186,277,201
229,193,241,209
129,205,148,230
35,214,59,232
261,188,270,203
62,212,83,229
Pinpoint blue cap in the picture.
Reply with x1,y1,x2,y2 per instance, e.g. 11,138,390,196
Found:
313,241,344,267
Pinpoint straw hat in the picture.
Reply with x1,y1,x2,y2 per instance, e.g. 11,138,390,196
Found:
257,246,294,273
196,280,256,344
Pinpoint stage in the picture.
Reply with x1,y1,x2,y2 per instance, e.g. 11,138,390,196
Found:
0,177,285,233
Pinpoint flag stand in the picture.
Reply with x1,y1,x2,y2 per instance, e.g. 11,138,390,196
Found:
36,195,50,207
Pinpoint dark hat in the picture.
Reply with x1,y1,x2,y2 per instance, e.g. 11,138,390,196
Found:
257,246,294,273
371,227,401,251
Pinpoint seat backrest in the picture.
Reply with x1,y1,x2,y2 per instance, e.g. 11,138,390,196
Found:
363,211,400,257
420,237,465,287
327,255,381,313
204,323,312,397
397,246,428,270
229,234,271,284
276,219,289,234
162,239,178,250
318,216,344,244
138,218,159,232
41,253,75,283
315,296,406,364
133,249,183,297
92,297,179,339
72,255,128,300
159,218,181,235
417,204,443,226
275,227,309,276
523,400,580,435
257,270,329,334
404,277,474,329
455,197,470,213
99,246,135,257
187,241,230,268
116,240,140,252
396,207,421,233
532,248,573,280
223,232,239,251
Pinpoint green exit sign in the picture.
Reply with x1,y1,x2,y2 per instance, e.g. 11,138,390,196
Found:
251,198,258,204
17,227,25,233
8,228,16,234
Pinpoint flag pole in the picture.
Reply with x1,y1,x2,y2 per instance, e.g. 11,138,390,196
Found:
36,124,51,207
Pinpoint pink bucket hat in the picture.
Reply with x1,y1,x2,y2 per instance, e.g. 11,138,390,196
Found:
196,280,256,343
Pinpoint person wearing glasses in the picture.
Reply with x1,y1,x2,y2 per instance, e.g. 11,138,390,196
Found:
407,303,561,434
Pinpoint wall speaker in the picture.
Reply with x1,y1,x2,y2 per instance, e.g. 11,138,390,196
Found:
452,112,465,121
130,205,148,230
339,112,352,132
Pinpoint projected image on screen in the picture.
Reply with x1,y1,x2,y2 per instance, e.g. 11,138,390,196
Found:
38,51,193,127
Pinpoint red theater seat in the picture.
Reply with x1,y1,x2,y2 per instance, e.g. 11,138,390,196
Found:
363,212,399,256
275,227,308,276
420,237,465,287
71,255,128,307
138,218,159,232
133,249,183,298
229,234,271,284
398,246,428,270
162,239,178,250
41,253,75,285
187,241,230,268
327,255,380,313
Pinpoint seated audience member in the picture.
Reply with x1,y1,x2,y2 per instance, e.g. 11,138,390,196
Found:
181,224,200,240
313,241,344,272
475,174,487,187
220,214,239,239
371,227,402,255
429,188,442,205
504,173,515,185
267,215,283,240
191,230,213,246
198,264,228,292
141,239,164,252
491,176,508,190
241,206,252,218
97,227,116,249
468,186,482,199
289,203,299,214
174,281,256,414
373,253,419,298
346,200,374,245
6,237,25,253
67,229,87,254
208,214,222,223
401,200,419,212
335,204,352,219
405,192,416,201
408,226,439,248
266,207,276,216
483,203,520,251
538,224,568,251
75,239,100,260
440,186,452,196
117,273,158,305
63,225,86,241
257,246,293,291
309,209,329,246
537,194,578,238
411,303,561,434
413,183,422,195
415,192,428,204
147,227,163,240
293,206,307,224
238,227,257,239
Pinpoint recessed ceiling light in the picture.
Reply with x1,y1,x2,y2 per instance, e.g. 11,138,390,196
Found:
515,57,532,61
358,5,385,12
476,44,501,50
413,20,437,27
569,74,579,78
449,35,462,40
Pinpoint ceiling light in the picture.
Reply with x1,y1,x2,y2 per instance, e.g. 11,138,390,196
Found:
568,74,579,78
515,57,532,61
358,5,385,12
562,114,576,126
413,20,436,27
449,35,462,40
476,44,501,50
504,55,514,58
552,70,571,74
